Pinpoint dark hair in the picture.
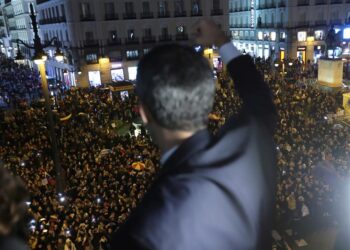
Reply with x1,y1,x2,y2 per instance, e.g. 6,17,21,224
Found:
136,44,215,131
0,166,28,237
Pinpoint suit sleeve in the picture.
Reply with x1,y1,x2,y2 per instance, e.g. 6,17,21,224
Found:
225,55,277,132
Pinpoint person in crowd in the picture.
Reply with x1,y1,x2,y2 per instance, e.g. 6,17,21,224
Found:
0,166,29,250
0,18,349,250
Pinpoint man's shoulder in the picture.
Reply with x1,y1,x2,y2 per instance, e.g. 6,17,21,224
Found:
0,236,28,250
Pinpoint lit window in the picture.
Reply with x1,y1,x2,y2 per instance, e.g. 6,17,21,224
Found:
128,66,137,81
177,26,184,33
258,31,263,40
315,30,324,40
126,50,139,59
297,31,307,42
270,32,276,41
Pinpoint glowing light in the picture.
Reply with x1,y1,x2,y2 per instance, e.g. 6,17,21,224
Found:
59,196,65,203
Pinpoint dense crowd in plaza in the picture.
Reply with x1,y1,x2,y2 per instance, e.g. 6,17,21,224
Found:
0,54,41,107
1,54,350,249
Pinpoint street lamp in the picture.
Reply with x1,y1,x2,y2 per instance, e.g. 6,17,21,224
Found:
16,3,65,195
14,43,25,65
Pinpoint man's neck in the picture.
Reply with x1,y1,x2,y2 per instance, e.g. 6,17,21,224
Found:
158,129,196,155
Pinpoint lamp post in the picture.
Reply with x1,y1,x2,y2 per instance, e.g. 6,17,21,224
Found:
17,3,65,194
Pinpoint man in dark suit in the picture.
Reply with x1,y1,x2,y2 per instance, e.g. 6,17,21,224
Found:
112,19,276,250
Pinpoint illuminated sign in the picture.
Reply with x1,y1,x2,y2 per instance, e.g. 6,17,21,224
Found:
250,0,255,28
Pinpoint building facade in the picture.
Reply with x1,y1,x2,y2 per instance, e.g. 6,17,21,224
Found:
0,0,36,58
36,0,229,88
230,0,350,63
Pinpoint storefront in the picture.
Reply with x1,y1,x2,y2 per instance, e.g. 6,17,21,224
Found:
297,46,306,63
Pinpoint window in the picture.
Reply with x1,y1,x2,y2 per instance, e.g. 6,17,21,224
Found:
263,32,269,41
144,28,152,37
315,30,324,40
80,2,91,16
144,48,151,54
175,0,184,12
128,66,138,80
111,69,124,82
125,2,134,13
270,32,276,41
86,54,98,64
297,31,307,42
161,27,168,36
126,50,139,59
88,71,101,87
110,31,118,40
127,29,135,39
105,2,115,15
192,0,200,14
60,4,65,17
142,1,150,12
213,0,220,9
177,25,185,34
158,1,167,15
258,31,263,40
280,32,286,42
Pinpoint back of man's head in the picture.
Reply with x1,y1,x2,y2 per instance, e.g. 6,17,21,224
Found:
136,44,215,131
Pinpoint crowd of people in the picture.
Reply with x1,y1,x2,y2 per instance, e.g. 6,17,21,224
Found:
0,54,41,107
1,55,350,249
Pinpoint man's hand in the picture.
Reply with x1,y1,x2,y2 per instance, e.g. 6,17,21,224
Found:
192,19,229,48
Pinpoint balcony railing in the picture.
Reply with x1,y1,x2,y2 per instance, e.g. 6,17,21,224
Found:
329,19,342,25
314,20,327,26
174,10,187,17
276,22,284,28
230,24,252,28
8,26,16,31
107,38,122,45
234,7,250,11
257,23,275,28
80,14,95,21
278,1,286,7
159,34,172,41
175,33,189,41
125,37,139,44
142,36,156,43
297,0,309,6
295,21,310,27
258,3,276,9
105,13,119,20
211,9,223,15
140,12,154,18
7,13,14,18
36,0,50,4
84,39,99,47
191,10,202,16
39,16,66,25
158,11,170,18
123,12,137,19
158,35,173,42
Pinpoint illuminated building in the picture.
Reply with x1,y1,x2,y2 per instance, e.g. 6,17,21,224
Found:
36,0,228,88
229,0,350,63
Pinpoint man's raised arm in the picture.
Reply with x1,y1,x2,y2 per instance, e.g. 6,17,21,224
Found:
193,20,276,132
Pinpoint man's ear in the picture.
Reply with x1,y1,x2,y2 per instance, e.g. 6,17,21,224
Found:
138,104,151,125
